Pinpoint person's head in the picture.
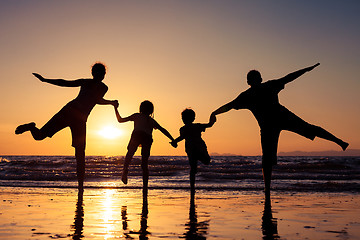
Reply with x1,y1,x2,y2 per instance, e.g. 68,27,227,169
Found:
181,108,195,125
247,70,262,86
91,62,106,81
140,100,154,116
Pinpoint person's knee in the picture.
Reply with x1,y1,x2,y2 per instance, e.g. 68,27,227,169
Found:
33,130,47,141
34,135,46,141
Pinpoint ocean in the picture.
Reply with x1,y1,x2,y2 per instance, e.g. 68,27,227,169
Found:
0,155,359,193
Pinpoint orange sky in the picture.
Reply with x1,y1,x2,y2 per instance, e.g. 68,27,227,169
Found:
0,1,359,156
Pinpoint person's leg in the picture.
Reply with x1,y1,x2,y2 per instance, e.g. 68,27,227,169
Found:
189,157,197,199
141,141,152,196
15,122,47,140
122,147,137,184
198,142,211,165
262,166,272,198
70,121,87,191
261,129,280,196
122,132,140,184
141,155,149,196
311,125,349,151
284,112,349,151
75,147,85,191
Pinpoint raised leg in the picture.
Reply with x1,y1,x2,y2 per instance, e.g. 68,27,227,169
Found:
15,122,47,140
122,147,137,184
313,125,349,151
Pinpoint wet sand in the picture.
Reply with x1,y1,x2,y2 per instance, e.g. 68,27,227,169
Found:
0,187,359,239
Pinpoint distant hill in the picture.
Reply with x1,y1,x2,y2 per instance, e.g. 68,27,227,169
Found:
210,149,360,156
278,149,360,156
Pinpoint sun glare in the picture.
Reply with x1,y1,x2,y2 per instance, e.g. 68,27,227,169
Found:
98,125,123,139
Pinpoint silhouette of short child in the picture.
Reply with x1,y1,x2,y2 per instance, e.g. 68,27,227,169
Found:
171,108,216,197
114,100,174,193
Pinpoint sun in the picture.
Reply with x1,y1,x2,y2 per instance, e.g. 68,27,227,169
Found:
98,125,123,139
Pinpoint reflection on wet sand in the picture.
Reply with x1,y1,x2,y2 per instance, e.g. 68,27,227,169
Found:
71,191,84,240
262,196,280,240
121,192,150,240
182,195,209,239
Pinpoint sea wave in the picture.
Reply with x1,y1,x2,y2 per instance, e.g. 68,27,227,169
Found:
0,155,359,192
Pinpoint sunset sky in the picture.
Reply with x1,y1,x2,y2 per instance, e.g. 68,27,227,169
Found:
0,0,359,156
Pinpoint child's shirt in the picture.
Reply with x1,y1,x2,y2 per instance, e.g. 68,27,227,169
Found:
180,123,209,156
129,113,159,136
180,123,207,143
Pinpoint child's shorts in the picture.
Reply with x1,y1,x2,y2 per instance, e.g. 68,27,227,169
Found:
186,140,211,167
127,131,153,157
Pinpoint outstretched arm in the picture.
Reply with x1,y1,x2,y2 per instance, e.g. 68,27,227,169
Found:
277,63,320,85
202,113,217,129
98,98,118,107
212,101,235,116
156,123,175,142
171,135,184,148
32,73,85,87
114,106,133,123
159,126,175,142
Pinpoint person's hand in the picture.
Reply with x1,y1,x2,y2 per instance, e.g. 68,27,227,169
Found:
32,73,45,82
307,63,320,71
113,100,119,108
170,141,177,148
209,113,217,124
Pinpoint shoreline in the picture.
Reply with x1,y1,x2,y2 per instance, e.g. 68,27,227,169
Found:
0,186,359,239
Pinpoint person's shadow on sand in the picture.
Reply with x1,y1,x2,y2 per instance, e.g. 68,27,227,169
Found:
182,196,209,239
262,196,280,240
71,191,84,240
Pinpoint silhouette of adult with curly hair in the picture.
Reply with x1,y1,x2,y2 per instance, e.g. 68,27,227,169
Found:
211,63,348,196
15,63,118,190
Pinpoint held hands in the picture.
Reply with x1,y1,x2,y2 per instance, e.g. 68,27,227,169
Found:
32,73,45,82
209,113,217,125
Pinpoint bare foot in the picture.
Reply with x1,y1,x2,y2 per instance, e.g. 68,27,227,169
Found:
121,174,128,184
15,122,35,134
340,141,349,151
121,169,128,184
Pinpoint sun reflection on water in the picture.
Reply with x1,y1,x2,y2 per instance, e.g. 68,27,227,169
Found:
101,189,119,240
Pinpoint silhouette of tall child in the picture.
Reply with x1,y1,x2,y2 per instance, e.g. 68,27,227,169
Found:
15,63,118,190
114,100,174,194
211,63,348,197
171,108,216,197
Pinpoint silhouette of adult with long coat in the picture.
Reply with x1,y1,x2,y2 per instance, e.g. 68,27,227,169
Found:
15,63,118,190
211,63,348,196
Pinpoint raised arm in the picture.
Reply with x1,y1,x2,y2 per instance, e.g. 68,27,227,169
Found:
33,73,85,87
208,113,216,127
98,98,118,107
277,63,320,85
155,122,175,142
211,101,235,116
114,107,134,123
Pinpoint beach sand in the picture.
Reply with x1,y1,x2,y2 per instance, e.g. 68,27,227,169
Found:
0,187,359,239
